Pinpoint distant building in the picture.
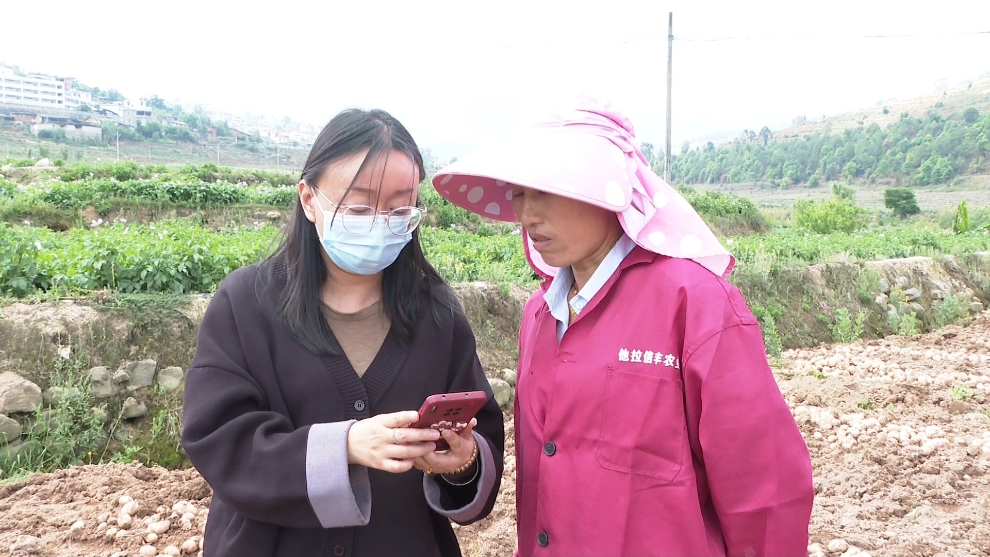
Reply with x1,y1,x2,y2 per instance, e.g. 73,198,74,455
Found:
0,65,65,108
11,110,39,125
63,78,93,110
100,102,154,126
31,120,103,141
231,128,254,141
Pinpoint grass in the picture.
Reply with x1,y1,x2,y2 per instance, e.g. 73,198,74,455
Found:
831,308,867,343
0,353,191,480
933,293,971,328
0,355,107,480
951,384,976,401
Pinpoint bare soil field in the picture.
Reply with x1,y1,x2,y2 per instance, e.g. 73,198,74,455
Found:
3,312,990,557
697,177,990,212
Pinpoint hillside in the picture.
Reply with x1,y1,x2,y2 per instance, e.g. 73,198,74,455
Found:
776,75,990,141
0,124,310,173
671,77,990,188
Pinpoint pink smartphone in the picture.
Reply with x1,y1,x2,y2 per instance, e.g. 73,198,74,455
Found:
411,391,488,451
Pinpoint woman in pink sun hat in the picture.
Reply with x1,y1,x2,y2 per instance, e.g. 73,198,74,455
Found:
432,96,814,557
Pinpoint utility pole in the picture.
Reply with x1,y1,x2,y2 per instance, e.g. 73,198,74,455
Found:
276,143,280,172
206,137,233,166
664,11,673,184
115,130,120,163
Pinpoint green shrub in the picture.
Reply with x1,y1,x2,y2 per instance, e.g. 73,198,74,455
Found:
888,311,919,336
884,188,921,218
1,220,538,297
730,226,989,267
0,179,17,198
4,159,36,168
111,161,140,182
678,187,767,230
750,302,785,356
830,182,856,201
420,186,482,229
794,198,869,234
1,358,108,478
932,293,969,328
953,201,971,234
831,308,867,343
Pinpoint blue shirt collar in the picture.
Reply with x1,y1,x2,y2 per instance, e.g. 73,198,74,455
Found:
545,234,637,339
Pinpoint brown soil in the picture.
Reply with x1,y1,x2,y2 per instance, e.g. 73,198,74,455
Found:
699,180,990,212
3,313,990,557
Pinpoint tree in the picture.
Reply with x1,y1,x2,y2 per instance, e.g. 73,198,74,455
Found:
137,121,162,139
641,142,656,166
884,187,921,218
164,126,195,143
963,108,980,124
103,88,125,101
180,113,202,130
213,120,232,137
759,126,772,145
146,96,169,110
37,128,67,143
830,182,856,201
78,104,92,112
670,108,987,187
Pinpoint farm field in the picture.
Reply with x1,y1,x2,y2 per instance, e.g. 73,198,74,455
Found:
2,315,990,557
1,161,989,557
0,124,308,173
697,177,990,212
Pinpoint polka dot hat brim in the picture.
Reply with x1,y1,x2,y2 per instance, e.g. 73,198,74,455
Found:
433,128,637,221
431,96,735,279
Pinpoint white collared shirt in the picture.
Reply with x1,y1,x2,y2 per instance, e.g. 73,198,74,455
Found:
544,234,637,343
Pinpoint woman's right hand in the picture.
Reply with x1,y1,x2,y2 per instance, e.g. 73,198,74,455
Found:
346,411,441,473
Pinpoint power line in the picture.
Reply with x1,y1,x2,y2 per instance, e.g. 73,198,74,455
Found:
413,29,990,50
672,30,990,42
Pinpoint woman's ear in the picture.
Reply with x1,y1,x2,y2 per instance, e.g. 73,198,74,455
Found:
299,181,318,224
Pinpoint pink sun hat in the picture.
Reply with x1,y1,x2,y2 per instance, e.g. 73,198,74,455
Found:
432,95,735,279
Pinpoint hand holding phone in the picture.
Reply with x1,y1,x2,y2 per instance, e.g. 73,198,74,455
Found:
411,391,488,451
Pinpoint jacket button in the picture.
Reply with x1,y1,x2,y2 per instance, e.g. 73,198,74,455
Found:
543,441,556,456
537,532,549,547
353,399,366,412
333,545,346,556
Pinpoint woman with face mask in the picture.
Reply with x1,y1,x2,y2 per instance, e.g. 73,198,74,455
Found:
182,108,504,557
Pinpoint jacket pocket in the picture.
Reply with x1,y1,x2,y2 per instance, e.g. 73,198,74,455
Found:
596,367,686,481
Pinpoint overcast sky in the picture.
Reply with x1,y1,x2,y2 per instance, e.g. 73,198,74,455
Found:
2,0,988,158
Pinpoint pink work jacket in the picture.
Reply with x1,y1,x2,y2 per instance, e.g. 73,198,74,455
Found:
514,247,814,557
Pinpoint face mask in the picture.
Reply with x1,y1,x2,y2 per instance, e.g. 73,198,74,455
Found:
313,195,413,275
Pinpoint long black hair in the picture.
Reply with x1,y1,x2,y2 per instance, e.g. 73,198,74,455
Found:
263,108,452,355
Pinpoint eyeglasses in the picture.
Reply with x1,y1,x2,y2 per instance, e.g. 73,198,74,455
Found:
312,187,425,236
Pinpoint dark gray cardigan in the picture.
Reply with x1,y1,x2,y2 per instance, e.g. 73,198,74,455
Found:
181,261,505,557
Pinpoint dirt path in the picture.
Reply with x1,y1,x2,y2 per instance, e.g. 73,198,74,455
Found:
3,313,990,557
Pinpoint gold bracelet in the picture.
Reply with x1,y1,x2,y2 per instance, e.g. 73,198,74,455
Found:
427,439,479,477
